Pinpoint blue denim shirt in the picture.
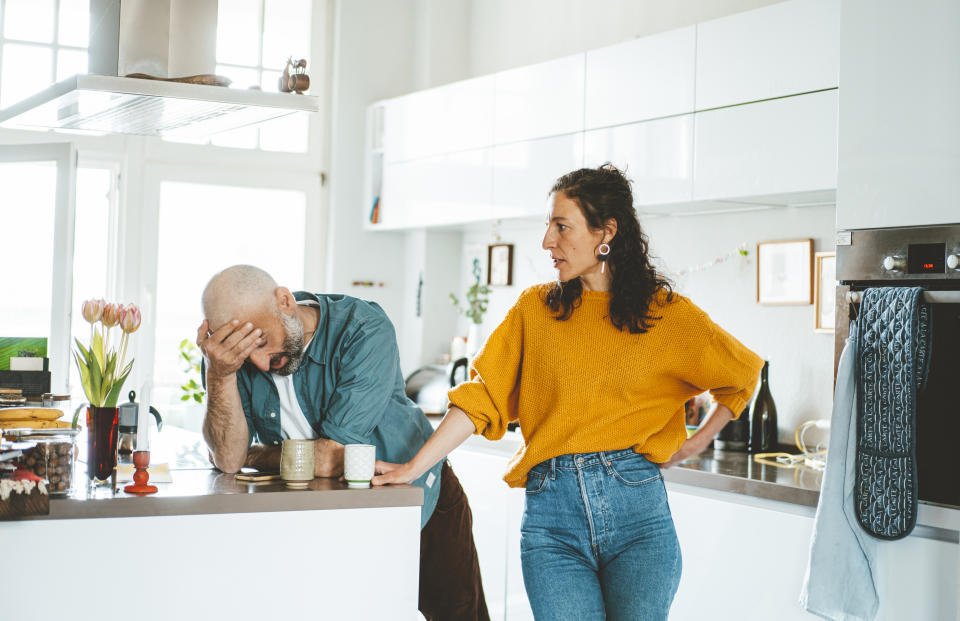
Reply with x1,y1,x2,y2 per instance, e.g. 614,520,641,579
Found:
233,292,441,527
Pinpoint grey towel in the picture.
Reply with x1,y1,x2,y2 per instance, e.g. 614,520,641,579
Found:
854,286,931,540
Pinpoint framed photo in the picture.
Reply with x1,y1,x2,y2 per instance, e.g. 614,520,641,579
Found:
487,243,514,287
814,252,837,333
756,239,813,305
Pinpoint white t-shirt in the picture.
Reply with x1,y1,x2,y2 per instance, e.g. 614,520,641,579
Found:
271,300,319,440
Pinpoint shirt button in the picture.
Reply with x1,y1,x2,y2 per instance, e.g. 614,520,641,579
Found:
270,412,277,418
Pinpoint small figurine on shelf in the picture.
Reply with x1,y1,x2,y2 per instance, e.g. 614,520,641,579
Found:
280,58,310,94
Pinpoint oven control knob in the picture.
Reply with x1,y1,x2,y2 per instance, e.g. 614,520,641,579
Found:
882,255,906,272
948,254,960,270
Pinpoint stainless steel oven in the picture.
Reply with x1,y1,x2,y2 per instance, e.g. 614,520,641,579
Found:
835,224,960,509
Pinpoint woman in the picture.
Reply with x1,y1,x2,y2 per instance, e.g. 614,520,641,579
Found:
374,164,763,620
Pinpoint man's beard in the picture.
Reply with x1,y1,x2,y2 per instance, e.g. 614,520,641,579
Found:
271,311,306,376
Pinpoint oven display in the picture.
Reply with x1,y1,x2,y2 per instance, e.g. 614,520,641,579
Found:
908,243,946,273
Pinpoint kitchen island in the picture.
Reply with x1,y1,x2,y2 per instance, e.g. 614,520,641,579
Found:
1,470,424,621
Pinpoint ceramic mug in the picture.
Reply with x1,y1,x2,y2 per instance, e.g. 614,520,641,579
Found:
280,439,315,489
344,444,376,488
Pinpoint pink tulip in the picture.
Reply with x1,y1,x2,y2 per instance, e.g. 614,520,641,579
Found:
121,304,142,333
81,298,105,324
102,303,121,328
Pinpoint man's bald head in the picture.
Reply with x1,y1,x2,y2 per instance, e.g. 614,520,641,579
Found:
202,265,279,331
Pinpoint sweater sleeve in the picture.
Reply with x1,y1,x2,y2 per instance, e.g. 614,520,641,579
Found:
447,292,527,441
682,303,763,419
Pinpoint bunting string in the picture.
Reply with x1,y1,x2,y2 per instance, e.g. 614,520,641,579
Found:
671,243,749,277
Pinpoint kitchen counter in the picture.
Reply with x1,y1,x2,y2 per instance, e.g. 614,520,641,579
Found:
27,467,423,520
3,468,424,620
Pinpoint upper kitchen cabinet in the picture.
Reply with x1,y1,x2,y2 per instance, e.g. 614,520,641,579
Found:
693,90,837,202
585,27,696,130
379,149,492,229
382,75,495,163
695,0,839,110
584,115,694,206
837,0,960,230
492,133,584,220
494,54,585,145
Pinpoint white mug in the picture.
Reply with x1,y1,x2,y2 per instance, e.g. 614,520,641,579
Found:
344,444,376,488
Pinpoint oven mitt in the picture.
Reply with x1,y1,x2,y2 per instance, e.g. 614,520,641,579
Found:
854,287,931,540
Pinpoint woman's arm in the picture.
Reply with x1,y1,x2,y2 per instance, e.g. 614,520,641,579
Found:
660,403,734,469
371,406,477,485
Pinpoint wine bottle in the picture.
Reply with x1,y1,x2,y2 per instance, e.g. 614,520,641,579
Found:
747,361,778,453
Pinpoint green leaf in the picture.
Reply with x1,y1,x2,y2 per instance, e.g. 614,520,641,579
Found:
88,350,103,407
91,330,105,369
74,351,94,404
103,364,133,408
193,393,203,403
179,339,189,348
181,394,190,401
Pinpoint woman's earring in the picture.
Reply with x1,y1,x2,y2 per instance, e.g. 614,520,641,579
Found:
597,243,611,273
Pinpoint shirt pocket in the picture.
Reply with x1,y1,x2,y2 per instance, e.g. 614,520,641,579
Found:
608,455,662,487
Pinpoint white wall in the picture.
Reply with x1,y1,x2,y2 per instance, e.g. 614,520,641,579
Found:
326,0,420,325
457,205,837,444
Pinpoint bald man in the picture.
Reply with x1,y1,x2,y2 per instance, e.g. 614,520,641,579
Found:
197,265,489,621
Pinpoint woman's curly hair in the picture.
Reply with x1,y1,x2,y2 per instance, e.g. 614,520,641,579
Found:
545,164,673,333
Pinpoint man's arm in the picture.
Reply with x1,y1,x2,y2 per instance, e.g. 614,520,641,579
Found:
244,439,344,477
197,319,264,473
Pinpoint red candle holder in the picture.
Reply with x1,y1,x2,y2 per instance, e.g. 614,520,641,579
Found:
124,450,158,494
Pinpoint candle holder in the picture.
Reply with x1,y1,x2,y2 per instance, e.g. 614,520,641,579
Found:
123,450,158,494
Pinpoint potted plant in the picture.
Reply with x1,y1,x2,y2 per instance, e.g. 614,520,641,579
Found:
450,258,491,356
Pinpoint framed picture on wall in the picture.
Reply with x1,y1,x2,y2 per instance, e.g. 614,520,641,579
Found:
814,251,837,332
487,243,514,287
756,239,813,305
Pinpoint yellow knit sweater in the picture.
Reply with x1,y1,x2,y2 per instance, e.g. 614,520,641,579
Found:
448,283,763,488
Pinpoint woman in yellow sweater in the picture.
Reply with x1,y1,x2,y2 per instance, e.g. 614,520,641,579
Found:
374,164,762,620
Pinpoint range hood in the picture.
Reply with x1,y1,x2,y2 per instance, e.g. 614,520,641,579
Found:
0,0,319,138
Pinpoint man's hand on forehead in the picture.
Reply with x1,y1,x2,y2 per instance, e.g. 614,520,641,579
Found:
196,318,266,379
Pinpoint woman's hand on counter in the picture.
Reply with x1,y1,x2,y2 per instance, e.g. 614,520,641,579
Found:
371,461,416,486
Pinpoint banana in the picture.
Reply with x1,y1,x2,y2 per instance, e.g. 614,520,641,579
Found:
0,408,64,422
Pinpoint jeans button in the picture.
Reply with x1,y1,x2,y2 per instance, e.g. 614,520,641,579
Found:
576,457,583,465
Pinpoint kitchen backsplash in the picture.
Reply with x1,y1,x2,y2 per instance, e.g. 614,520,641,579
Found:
456,204,837,445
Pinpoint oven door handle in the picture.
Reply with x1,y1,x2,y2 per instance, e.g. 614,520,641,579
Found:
846,291,960,304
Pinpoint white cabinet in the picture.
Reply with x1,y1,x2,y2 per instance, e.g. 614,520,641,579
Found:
447,435,533,621
695,0,839,110
667,484,959,620
383,75,495,163
491,133,583,220
836,0,960,230
693,90,837,201
584,115,694,206
585,26,695,129
494,54,585,145
380,149,492,228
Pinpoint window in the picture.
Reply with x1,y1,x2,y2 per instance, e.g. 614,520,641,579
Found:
150,180,307,467
0,0,88,108
206,0,313,152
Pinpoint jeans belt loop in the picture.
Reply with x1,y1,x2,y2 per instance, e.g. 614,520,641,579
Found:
549,457,557,480
601,451,614,475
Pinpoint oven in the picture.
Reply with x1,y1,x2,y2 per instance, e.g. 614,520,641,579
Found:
835,224,960,509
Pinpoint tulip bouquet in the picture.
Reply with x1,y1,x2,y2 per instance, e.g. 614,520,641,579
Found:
74,299,142,408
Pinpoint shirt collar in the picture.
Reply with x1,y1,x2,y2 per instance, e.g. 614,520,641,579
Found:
293,291,326,365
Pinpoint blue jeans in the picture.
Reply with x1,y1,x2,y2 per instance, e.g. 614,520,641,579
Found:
520,448,682,621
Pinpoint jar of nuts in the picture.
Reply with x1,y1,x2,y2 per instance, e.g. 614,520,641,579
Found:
13,429,79,495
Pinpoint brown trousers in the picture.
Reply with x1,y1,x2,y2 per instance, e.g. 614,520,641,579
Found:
418,461,491,621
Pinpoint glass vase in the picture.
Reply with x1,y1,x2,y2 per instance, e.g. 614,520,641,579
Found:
86,405,119,487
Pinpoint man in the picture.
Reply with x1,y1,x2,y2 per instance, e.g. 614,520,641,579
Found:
197,265,489,621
